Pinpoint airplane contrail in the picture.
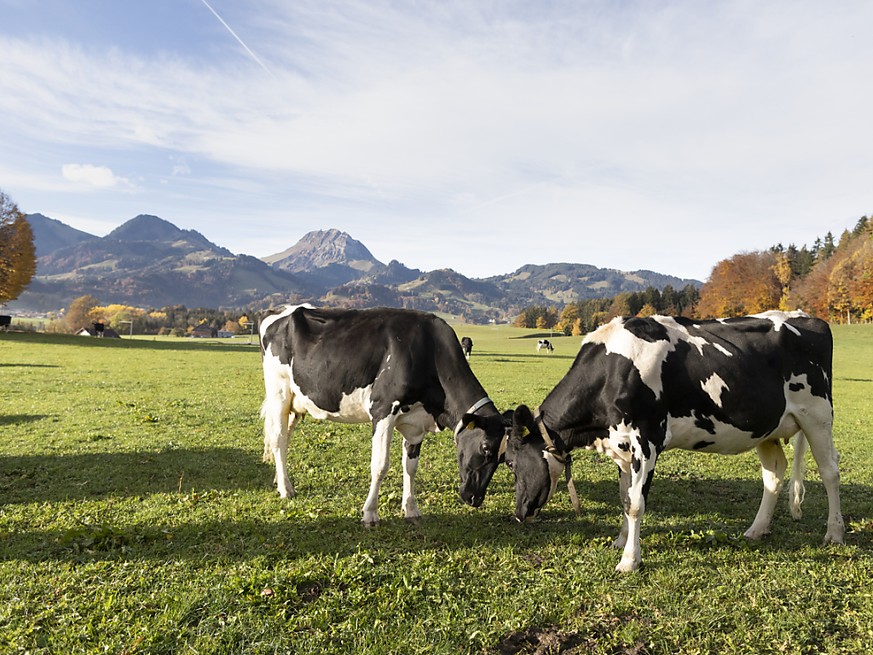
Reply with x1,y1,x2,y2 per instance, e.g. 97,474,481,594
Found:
199,0,275,77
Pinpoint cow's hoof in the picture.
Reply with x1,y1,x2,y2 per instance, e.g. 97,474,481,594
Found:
615,558,641,573
361,515,380,528
404,515,421,526
743,527,769,540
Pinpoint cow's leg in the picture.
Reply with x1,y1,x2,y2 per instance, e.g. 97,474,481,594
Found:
260,393,297,499
361,415,395,527
789,432,808,520
401,437,424,524
801,422,844,545
614,464,630,549
616,440,658,573
745,439,787,539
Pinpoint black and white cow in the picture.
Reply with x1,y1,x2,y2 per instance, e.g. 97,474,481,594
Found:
536,339,554,353
259,305,509,526
504,311,844,572
461,337,473,359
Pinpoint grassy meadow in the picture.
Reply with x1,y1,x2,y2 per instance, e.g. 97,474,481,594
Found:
1,322,872,654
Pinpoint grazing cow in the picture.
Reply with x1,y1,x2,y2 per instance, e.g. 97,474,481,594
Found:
259,305,509,526
504,311,844,572
460,336,473,359
536,339,554,353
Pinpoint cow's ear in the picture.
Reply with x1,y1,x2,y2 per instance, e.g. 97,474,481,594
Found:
511,405,534,441
514,404,535,428
461,413,481,432
501,409,515,428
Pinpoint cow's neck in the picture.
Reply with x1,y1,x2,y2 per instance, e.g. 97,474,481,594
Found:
539,372,605,451
441,377,497,429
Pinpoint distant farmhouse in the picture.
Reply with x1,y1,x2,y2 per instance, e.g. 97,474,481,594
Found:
191,324,217,338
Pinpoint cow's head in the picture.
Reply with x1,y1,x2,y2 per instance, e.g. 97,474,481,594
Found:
455,410,512,507
504,404,564,523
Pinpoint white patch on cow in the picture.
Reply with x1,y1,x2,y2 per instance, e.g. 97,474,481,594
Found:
585,316,718,399
753,309,807,336
498,434,508,460
542,450,564,502
395,403,439,440
589,420,638,466
713,343,732,357
665,413,757,453
784,374,832,426
700,373,729,407
654,316,712,356
258,303,314,339
289,373,374,423
585,319,674,398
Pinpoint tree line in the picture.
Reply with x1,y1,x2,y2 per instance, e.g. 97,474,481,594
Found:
514,284,701,334
515,216,872,330
43,295,257,337
696,217,872,322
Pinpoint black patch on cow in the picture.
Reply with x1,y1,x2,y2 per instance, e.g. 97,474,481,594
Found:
642,469,655,500
694,414,716,434
623,317,670,343
789,382,805,392
693,440,715,450
631,455,641,474
405,442,421,460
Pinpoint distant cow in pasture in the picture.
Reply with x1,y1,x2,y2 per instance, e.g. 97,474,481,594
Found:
461,337,473,359
504,311,844,572
536,339,554,353
258,305,509,526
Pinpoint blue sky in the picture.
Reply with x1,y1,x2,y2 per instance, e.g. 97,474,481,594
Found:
1,0,871,281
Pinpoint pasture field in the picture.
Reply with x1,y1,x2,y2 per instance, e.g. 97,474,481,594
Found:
1,323,872,654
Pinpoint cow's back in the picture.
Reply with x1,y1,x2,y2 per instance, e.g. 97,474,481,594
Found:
542,313,833,450
259,305,470,422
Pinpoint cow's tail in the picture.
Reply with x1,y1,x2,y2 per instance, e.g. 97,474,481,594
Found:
789,431,808,519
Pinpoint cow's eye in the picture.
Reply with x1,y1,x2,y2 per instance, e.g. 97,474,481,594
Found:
480,443,492,457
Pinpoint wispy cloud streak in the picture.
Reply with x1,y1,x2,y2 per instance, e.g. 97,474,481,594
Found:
199,0,275,77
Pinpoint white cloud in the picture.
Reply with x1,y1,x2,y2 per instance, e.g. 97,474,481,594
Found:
1,1,872,280
61,164,133,190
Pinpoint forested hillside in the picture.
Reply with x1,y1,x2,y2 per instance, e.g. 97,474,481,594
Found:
697,216,872,322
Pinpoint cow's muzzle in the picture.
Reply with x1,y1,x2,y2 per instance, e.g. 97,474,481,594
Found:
460,490,485,508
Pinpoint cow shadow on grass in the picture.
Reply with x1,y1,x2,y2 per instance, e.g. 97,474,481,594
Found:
0,414,50,426
2,449,871,564
0,447,264,505
1,331,259,354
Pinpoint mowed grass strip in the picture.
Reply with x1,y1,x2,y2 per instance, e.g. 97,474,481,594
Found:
1,324,872,654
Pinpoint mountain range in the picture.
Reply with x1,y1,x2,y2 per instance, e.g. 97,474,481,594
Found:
11,213,701,322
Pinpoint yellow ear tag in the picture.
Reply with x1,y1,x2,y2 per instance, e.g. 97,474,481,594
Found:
466,421,477,432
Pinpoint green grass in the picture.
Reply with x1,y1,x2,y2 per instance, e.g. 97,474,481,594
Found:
1,324,872,654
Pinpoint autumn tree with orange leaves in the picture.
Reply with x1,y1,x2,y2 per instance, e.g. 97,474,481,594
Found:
0,190,36,305
695,251,782,318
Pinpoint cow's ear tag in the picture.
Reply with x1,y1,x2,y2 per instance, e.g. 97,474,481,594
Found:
466,421,477,432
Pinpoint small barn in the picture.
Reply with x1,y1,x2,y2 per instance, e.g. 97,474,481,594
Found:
191,324,217,338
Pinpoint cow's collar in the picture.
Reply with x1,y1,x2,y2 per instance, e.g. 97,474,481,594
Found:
453,396,494,438
533,407,581,517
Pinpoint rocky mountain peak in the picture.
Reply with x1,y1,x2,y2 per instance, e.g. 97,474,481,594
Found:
264,229,381,273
